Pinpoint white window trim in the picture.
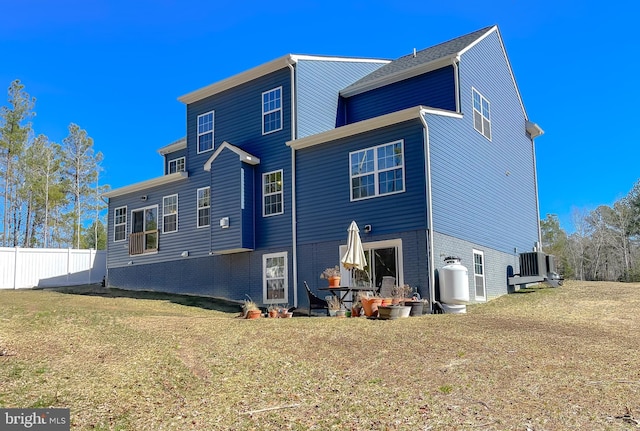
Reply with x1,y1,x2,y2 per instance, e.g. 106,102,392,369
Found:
162,194,178,234
113,206,127,242
349,139,406,202
263,251,288,304
472,87,491,141
197,110,215,154
262,86,283,135
338,238,404,288
473,249,486,301
129,205,159,256
168,156,185,174
196,187,210,228
262,169,284,217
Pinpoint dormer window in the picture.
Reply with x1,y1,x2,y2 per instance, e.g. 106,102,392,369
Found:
168,157,185,174
197,111,214,153
262,87,282,135
472,88,491,140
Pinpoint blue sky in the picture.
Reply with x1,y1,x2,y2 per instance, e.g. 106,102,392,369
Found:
1,0,638,232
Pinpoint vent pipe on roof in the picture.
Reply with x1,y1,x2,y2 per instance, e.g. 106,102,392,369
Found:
413,48,417,58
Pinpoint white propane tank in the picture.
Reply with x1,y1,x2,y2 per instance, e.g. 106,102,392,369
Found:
440,256,470,305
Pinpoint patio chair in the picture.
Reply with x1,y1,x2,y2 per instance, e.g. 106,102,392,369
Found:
304,281,329,317
379,276,396,298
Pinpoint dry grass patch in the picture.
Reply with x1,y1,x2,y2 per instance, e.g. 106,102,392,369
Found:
1,281,639,430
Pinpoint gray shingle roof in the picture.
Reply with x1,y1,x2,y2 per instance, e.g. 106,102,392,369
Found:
341,26,495,95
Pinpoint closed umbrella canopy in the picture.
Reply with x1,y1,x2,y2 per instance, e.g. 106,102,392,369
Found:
341,221,367,271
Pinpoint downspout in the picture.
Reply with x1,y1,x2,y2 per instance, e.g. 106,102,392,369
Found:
287,60,298,308
452,57,461,113
419,110,436,312
531,137,542,248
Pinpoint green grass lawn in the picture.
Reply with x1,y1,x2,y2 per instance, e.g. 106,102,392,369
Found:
1,281,639,430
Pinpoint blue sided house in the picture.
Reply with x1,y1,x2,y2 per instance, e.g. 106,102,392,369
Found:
104,25,544,312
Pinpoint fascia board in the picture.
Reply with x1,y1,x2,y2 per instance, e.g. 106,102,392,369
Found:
291,54,391,64
203,141,260,171
340,56,455,98
287,106,462,150
178,55,294,104
178,54,391,105
459,25,528,121
103,172,189,199
157,137,187,155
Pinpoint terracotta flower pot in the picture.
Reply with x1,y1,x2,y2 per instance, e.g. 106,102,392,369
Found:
361,297,383,317
328,276,341,287
246,309,261,319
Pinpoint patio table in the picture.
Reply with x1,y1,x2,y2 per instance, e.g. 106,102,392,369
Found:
318,285,376,309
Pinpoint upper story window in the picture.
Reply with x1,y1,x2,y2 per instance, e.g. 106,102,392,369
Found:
263,170,283,216
350,140,405,201
114,206,127,242
163,194,178,233
197,187,210,228
262,87,282,135
168,157,185,174
197,111,214,153
472,88,491,140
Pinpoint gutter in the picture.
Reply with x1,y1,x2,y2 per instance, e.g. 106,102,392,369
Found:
287,60,298,308
418,110,436,312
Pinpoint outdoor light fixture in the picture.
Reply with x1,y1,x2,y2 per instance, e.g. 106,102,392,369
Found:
181,251,189,257
364,224,372,233
140,195,147,201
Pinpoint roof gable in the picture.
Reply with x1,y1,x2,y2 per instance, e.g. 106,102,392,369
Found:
341,26,495,97
203,141,260,171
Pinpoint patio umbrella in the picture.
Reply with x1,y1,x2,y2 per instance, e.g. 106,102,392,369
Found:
341,221,367,271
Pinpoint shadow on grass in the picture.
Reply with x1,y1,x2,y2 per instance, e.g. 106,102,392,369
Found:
46,284,242,314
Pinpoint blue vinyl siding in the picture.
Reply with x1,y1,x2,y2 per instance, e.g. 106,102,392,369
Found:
210,149,245,252
106,175,210,269
187,67,293,249
296,120,427,244
426,32,538,254
343,66,456,125
241,163,256,249
296,59,387,137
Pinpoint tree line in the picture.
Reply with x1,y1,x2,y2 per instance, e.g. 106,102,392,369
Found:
0,80,107,249
541,180,640,282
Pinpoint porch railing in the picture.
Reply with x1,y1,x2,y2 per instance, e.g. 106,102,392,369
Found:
129,231,158,255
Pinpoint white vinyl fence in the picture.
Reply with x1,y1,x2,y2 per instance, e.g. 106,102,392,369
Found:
0,247,107,289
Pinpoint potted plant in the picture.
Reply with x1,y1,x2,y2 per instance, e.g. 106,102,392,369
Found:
403,290,425,316
267,304,279,318
242,298,261,319
320,266,342,288
326,296,341,316
351,294,363,318
378,285,412,319
359,291,383,317
278,304,293,318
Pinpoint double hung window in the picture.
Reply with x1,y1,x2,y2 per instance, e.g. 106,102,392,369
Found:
197,187,210,228
197,111,214,153
262,87,282,135
350,140,405,201
114,206,127,242
263,170,283,216
163,194,178,233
